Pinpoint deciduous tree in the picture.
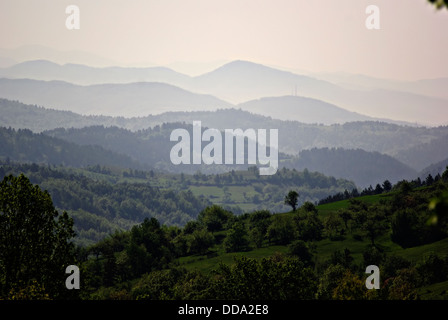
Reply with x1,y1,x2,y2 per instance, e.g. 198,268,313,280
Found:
0,174,76,299
284,190,299,212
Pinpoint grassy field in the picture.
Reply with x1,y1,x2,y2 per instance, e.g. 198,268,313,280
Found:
174,192,448,299
176,234,448,274
316,193,394,218
177,245,289,273
189,184,264,212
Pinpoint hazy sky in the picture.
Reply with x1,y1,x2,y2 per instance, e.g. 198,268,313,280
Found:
1,0,447,79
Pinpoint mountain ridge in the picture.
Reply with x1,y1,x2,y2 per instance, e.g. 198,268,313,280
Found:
237,95,375,124
0,78,416,127
2,98,448,174
0,78,232,117
1,59,447,125
0,59,191,86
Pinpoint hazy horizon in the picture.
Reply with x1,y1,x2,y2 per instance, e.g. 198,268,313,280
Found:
1,0,448,80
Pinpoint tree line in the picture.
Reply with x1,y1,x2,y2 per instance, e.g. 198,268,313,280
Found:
318,172,443,205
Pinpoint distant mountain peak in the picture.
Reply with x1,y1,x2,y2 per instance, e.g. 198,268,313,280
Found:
12,59,60,67
222,60,264,67
208,59,290,75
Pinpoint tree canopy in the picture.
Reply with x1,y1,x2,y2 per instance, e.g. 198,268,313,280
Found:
0,174,76,299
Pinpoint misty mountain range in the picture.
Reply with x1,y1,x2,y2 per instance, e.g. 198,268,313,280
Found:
0,78,231,117
1,59,447,125
1,98,448,187
0,57,447,188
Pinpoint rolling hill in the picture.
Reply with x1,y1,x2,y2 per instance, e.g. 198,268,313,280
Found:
0,126,145,170
312,72,448,101
2,99,448,177
283,148,418,187
394,134,448,171
0,161,356,245
42,126,418,187
419,157,448,179
237,96,375,124
189,60,339,104
0,59,191,86
189,60,448,126
0,78,232,117
0,117,418,187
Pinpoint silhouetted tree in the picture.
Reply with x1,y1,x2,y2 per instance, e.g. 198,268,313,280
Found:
375,184,383,194
382,180,392,192
284,190,299,211
426,174,434,186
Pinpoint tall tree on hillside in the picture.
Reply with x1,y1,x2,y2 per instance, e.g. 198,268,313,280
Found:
284,190,299,212
223,222,250,253
338,209,352,230
361,206,388,246
198,205,233,232
382,180,392,192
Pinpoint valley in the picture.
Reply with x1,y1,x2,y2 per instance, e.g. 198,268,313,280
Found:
1,57,447,301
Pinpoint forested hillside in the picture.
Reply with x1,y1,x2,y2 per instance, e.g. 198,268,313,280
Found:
0,78,232,117
74,170,448,300
1,113,446,187
0,161,356,245
2,98,448,175
41,126,423,187
0,162,210,245
0,127,145,170
395,134,448,171
0,98,118,131
237,95,375,124
2,167,446,300
284,148,417,187
420,157,448,179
